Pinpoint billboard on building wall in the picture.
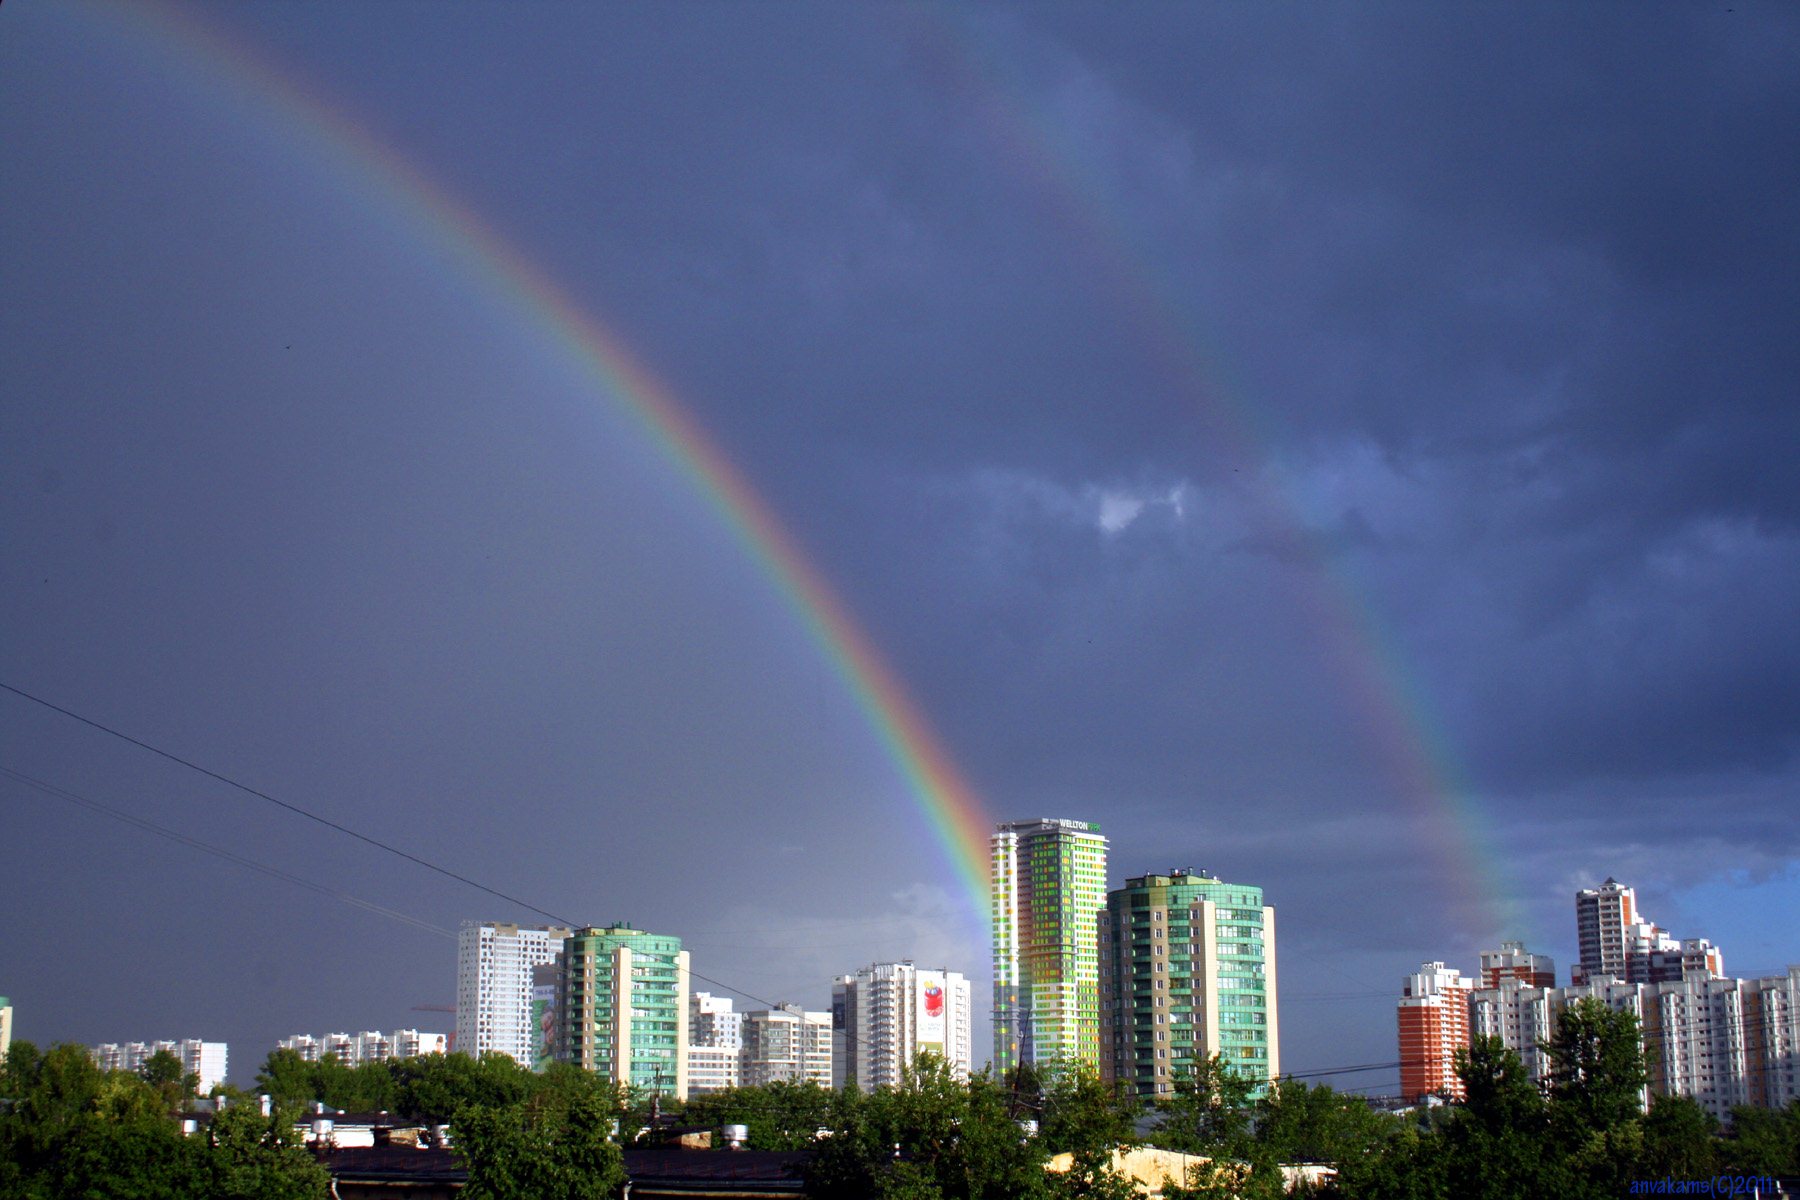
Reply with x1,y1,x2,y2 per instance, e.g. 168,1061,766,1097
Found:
531,967,558,1072
535,995,558,1070
917,973,947,1052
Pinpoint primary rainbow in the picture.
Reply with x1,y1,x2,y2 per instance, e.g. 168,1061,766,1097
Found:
90,0,997,915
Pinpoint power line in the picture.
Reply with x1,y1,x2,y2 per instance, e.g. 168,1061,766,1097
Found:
0,680,574,925
0,684,900,1052
1282,1060,1410,1080
2,764,452,940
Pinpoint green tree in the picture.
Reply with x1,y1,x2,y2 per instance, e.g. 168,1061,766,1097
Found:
0,1041,326,1200
1451,1036,1543,1137
138,1048,196,1106
1038,1062,1139,1157
531,1060,627,1111
1541,997,1649,1198
808,1055,1049,1200
1719,1101,1800,1177
453,1090,624,1200
1640,1094,1718,1179
679,1078,836,1151
1037,1062,1143,1200
203,1101,330,1200
2,1041,114,1181
1543,997,1647,1137
392,1052,531,1124
255,1048,319,1113
53,1115,212,1200
1253,1080,1401,1167
1148,1056,1255,1156
1325,1124,1450,1200
1431,1035,1563,1200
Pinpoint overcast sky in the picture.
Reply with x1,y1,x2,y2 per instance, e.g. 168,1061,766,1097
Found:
4,0,1797,1093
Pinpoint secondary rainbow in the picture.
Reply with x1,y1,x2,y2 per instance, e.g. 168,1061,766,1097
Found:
930,16,1527,940
91,0,997,914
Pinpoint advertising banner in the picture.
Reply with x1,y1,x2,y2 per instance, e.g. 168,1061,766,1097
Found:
918,973,946,1052
532,965,558,1071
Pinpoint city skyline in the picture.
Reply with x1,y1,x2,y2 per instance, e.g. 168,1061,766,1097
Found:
5,1,1799,1094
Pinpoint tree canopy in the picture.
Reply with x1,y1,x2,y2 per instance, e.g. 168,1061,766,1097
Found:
8,1024,1796,1200
0,1040,328,1200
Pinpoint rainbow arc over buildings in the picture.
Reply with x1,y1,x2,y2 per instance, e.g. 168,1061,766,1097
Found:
98,0,996,911
90,1,1525,941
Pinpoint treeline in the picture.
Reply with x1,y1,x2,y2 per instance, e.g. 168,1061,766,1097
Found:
0,1042,327,1200
7,1001,1799,1200
677,1005,1800,1199
0,1042,634,1200
1326,1000,1800,1200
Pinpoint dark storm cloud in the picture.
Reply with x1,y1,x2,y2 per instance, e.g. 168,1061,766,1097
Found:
3,0,1797,1087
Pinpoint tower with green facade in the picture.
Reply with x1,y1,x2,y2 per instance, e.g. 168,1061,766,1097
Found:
992,818,1109,1074
1100,871,1279,1098
555,924,689,1098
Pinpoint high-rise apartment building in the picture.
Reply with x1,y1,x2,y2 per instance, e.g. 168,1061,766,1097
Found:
691,991,744,1050
993,818,1109,1074
1574,881,1726,986
1575,877,1645,983
554,925,689,1098
0,997,10,1056
742,1004,832,1087
1396,962,1475,1102
1099,871,1279,1098
1470,966,1800,1119
1745,966,1800,1111
832,962,973,1091
1644,938,1727,984
687,992,743,1095
1479,942,1555,988
456,922,572,1065
92,1040,228,1094
1470,977,1557,1082
687,1044,740,1095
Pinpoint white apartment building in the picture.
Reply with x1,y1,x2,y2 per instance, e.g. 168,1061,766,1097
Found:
1644,938,1727,985
832,962,973,1091
1746,966,1800,1110
1574,880,1722,987
692,992,744,1049
1478,942,1554,987
92,1040,228,1094
0,997,11,1056
1641,969,1800,1121
687,992,743,1095
742,1003,832,1087
456,921,571,1065
688,1045,741,1095
1470,967,1800,1120
1469,978,1560,1083
276,1030,447,1066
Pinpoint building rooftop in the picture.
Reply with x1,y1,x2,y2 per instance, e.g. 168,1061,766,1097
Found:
322,1146,811,1195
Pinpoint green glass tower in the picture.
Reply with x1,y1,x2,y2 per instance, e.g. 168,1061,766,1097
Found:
992,818,1109,1074
1100,871,1279,1098
555,924,689,1097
